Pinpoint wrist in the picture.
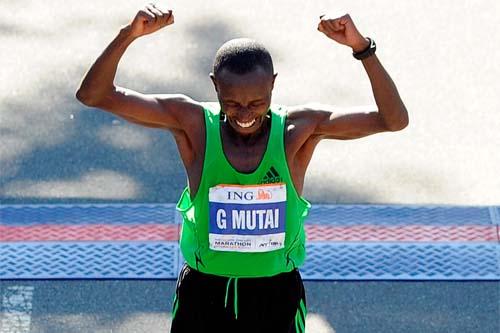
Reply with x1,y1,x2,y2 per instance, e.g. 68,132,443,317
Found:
352,37,376,60
119,24,138,42
351,37,370,53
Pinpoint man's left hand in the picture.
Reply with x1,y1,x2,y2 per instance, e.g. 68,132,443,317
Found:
317,14,369,52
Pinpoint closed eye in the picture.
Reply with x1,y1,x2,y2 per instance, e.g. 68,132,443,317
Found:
248,101,266,108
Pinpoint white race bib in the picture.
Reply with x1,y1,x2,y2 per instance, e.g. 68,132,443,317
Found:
208,183,287,252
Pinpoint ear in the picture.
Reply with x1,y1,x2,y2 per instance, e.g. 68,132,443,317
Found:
209,72,219,92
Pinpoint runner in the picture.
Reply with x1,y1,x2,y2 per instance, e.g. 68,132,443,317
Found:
76,3,408,332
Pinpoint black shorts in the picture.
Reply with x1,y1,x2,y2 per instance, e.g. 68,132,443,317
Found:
170,264,307,333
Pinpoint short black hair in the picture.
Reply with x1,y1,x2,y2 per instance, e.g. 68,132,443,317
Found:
213,38,274,78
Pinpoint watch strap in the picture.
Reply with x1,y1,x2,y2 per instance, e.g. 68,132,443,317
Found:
353,37,376,60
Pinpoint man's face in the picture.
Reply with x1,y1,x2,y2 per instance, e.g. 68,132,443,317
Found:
211,66,276,136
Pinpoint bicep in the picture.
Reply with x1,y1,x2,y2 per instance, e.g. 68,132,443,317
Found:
117,114,167,129
96,86,200,130
309,105,390,140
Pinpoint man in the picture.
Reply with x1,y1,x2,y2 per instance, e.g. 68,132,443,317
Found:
76,3,408,333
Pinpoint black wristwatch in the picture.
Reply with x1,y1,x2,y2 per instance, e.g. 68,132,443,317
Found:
353,37,376,60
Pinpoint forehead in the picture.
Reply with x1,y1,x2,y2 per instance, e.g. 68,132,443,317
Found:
216,66,274,93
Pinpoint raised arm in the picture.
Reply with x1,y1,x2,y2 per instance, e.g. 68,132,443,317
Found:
292,14,409,141
75,3,202,130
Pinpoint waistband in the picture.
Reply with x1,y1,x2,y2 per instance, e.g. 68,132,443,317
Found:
184,264,299,281
182,264,300,320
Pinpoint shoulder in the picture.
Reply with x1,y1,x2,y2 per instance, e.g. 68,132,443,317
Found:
281,103,334,133
280,103,348,148
277,104,329,153
156,94,205,129
157,94,204,114
285,103,339,120
198,101,220,117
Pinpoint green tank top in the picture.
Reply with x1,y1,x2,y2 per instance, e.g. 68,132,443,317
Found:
176,102,311,277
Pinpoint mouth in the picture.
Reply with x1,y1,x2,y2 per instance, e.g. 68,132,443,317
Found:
235,119,256,128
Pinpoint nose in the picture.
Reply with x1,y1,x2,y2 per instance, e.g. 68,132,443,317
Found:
237,105,250,113
235,108,253,122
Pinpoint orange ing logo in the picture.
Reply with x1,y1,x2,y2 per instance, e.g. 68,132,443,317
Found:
256,189,272,200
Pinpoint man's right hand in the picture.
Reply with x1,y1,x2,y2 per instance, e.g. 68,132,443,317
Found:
127,3,174,39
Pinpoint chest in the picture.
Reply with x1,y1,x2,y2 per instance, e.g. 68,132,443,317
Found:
220,128,270,174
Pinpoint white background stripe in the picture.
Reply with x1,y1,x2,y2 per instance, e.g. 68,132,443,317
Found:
1,286,34,333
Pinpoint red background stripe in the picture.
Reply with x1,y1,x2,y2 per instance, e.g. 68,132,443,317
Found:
1,225,497,242
0,225,179,242
305,225,498,242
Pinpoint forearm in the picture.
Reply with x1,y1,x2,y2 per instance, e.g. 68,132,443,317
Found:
361,54,409,130
76,25,137,106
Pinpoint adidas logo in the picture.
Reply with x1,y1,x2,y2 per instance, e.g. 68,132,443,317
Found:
261,166,283,184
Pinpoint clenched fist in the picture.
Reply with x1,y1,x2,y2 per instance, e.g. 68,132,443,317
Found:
128,3,174,39
317,14,369,52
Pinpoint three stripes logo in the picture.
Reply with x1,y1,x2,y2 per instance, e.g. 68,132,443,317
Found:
261,166,282,184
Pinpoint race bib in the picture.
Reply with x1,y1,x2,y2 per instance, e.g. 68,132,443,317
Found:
208,183,286,252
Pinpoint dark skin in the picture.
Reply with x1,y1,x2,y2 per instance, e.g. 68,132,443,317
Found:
212,67,276,173
76,4,409,199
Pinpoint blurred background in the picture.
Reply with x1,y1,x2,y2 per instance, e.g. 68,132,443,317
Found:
1,0,499,205
1,1,499,332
